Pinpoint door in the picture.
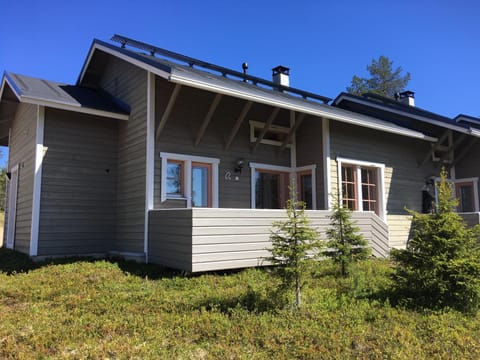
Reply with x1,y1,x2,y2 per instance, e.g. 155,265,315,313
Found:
6,165,19,249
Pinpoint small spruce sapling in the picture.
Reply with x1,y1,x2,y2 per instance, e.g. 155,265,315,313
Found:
324,194,371,276
391,168,480,313
268,183,322,308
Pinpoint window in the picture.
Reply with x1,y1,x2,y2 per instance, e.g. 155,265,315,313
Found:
160,152,219,208
452,178,479,213
298,171,313,209
250,163,316,209
255,170,289,209
337,158,385,219
249,120,291,147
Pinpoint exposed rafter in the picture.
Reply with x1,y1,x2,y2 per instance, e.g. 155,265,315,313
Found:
419,130,452,167
279,112,306,153
252,107,280,152
156,84,181,141
195,93,222,147
225,101,252,150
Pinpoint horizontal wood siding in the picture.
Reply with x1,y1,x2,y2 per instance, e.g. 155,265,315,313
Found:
455,141,480,207
6,103,36,254
38,109,118,255
387,214,413,249
148,208,389,272
329,121,437,249
154,80,290,209
148,209,192,271
459,213,480,228
296,116,325,209
100,57,147,253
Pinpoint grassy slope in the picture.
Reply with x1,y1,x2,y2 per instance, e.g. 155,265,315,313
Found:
0,250,479,359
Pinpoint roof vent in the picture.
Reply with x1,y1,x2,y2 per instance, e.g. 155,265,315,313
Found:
272,66,290,87
397,90,415,106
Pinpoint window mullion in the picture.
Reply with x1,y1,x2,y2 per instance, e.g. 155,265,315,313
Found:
356,166,363,211
185,160,192,208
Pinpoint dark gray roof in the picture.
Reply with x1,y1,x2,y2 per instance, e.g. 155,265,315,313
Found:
2,72,129,119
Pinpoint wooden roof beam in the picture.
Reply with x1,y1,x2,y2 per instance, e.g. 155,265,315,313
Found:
452,137,478,167
279,112,306,153
251,107,280,152
419,129,451,167
195,93,222,147
156,83,181,141
225,100,252,150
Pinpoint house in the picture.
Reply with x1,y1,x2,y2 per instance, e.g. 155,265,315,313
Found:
1,35,479,271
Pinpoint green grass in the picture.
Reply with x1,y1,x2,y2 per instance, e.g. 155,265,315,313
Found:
0,248,479,359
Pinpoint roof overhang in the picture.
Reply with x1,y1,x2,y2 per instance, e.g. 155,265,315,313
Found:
78,40,437,143
2,72,129,121
334,93,476,138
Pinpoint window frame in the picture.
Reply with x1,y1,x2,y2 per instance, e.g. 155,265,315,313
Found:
433,177,479,213
249,120,291,148
160,152,219,208
336,157,386,220
250,162,316,209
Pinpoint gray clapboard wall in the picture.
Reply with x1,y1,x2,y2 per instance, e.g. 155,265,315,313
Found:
37,109,118,255
154,79,293,209
329,121,437,248
99,56,147,253
455,141,480,207
148,208,389,272
6,103,37,254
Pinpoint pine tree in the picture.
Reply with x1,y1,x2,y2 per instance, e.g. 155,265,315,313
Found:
268,186,322,308
324,195,371,276
391,168,480,313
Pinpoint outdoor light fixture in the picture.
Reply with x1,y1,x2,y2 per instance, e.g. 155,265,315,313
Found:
234,159,244,173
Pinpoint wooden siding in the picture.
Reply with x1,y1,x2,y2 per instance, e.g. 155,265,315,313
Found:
99,57,147,253
6,103,37,254
387,214,413,249
148,209,193,270
329,121,437,249
296,116,325,209
154,79,291,209
148,208,389,272
37,109,118,255
455,141,480,207
459,213,480,228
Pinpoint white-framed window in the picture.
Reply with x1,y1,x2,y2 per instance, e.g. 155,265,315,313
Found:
433,177,479,213
160,152,219,208
336,157,386,220
249,120,291,148
250,162,316,209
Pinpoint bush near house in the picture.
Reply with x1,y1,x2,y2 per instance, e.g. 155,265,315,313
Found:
1,249,479,359
391,169,480,313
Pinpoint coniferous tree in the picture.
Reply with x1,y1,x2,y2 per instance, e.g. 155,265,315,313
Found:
347,55,411,98
268,185,322,308
391,168,480,313
324,195,371,276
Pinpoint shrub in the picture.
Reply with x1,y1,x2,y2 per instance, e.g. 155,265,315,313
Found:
268,186,323,308
391,168,480,313
324,195,371,276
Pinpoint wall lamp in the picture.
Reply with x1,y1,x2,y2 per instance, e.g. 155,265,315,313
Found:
234,159,245,173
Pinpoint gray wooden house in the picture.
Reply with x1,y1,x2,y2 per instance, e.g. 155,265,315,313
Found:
1,35,479,271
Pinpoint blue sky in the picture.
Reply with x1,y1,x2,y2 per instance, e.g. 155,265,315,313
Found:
0,0,478,166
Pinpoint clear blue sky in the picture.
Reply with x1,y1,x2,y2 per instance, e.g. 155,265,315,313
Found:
1,0,478,118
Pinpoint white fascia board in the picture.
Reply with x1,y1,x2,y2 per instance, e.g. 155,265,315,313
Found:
78,43,171,84
169,73,438,142
335,94,475,138
19,96,129,120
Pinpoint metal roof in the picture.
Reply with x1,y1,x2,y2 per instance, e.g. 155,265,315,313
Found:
1,72,129,120
333,92,478,137
78,39,438,142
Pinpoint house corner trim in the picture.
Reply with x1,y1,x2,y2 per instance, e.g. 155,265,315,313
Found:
144,72,155,263
29,105,45,256
322,118,331,209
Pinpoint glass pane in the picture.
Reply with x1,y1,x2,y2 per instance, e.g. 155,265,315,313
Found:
192,165,210,207
256,171,283,209
300,174,312,209
166,162,182,195
459,185,474,212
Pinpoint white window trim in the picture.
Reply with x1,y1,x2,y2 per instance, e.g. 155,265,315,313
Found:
160,152,219,208
249,120,291,148
249,162,317,209
434,176,479,213
336,157,386,220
